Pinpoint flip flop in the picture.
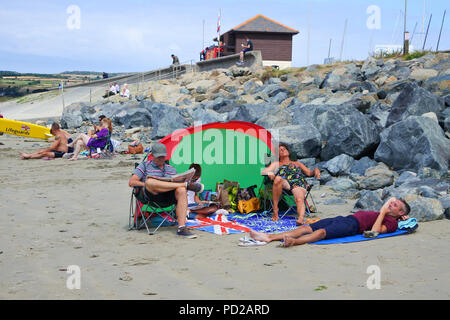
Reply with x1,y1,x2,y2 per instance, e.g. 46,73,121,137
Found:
238,237,267,247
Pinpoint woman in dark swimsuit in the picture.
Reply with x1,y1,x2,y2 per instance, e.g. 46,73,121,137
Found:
262,143,321,224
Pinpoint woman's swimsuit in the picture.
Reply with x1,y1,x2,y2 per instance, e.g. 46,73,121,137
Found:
276,163,307,191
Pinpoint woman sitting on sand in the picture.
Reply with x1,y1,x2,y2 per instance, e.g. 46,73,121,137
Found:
68,117,112,160
187,163,220,219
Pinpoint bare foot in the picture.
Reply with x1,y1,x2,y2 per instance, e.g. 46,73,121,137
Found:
282,235,296,247
271,211,279,221
68,156,77,161
249,230,271,243
20,152,29,160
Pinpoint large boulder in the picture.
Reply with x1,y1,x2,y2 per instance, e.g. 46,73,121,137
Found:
358,163,395,190
322,154,355,176
374,116,450,173
386,81,445,127
112,106,152,129
275,125,322,159
353,190,384,212
424,74,450,96
291,104,380,160
401,194,444,222
150,103,190,139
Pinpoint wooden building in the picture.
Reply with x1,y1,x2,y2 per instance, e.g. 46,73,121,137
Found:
219,14,299,69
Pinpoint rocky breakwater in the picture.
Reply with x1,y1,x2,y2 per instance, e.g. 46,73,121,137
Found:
61,52,450,221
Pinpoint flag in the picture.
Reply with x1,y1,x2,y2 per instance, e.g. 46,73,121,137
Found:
187,214,251,235
217,10,221,33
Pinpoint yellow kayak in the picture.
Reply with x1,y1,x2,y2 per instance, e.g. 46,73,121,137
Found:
0,118,53,140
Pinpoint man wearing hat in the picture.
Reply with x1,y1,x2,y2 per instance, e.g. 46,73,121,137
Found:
128,143,203,238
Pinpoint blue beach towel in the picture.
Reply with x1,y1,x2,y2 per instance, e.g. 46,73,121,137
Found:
311,229,409,245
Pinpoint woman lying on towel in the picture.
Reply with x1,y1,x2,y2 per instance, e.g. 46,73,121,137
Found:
187,163,221,219
248,197,411,247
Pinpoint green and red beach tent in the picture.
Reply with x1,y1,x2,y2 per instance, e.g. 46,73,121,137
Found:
156,121,275,190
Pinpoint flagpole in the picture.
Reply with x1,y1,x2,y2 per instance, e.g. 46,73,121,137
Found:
217,9,221,57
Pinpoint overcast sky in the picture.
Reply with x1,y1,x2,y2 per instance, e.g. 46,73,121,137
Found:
0,0,448,73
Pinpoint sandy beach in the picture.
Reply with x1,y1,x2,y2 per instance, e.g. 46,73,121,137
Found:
1,133,449,300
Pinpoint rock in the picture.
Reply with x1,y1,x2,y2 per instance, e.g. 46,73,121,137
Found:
353,190,384,212
424,74,450,96
421,112,439,123
150,103,190,139
409,68,439,81
191,105,227,124
255,108,292,129
322,154,355,176
325,177,359,192
358,163,395,190
276,125,322,159
444,94,450,107
261,84,290,98
112,106,152,129
440,196,450,219
394,171,418,187
374,116,450,174
402,194,444,222
291,104,380,160
323,198,347,205
228,103,274,123
135,94,147,102
386,81,445,127
186,79,217,93
350,156,378,176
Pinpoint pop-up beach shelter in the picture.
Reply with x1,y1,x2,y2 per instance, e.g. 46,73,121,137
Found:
156,121,275,190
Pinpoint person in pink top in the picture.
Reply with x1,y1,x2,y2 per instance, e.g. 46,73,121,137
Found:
248,197,411,247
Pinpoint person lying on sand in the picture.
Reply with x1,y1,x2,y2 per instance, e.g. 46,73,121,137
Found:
261,142,320,224
248,197,411,247
20,123,72,160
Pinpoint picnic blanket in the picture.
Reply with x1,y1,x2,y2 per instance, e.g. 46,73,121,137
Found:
228,211,306,234
186,214,251,235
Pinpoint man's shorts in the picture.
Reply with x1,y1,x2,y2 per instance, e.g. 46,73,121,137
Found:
143,188,177,207
243,48,252,53
51,150,65,158
309,215,359,239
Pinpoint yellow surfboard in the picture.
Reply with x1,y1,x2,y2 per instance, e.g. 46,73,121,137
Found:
0,118,53,140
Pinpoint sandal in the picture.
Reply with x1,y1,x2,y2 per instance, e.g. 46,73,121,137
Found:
238,237,267,247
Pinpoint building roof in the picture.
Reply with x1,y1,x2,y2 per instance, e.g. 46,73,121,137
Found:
231,14,299,34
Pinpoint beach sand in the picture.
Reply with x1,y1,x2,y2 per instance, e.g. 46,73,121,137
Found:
1,133,449,300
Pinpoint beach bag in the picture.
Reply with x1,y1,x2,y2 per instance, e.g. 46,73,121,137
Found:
216,184,231,210
237,197,260,214
128,141,143,154
237,185,260,214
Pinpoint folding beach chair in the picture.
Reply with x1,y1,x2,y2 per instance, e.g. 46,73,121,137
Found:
259,153,317,220
128,152,178,235
128,186,177,235
89,130,114,158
